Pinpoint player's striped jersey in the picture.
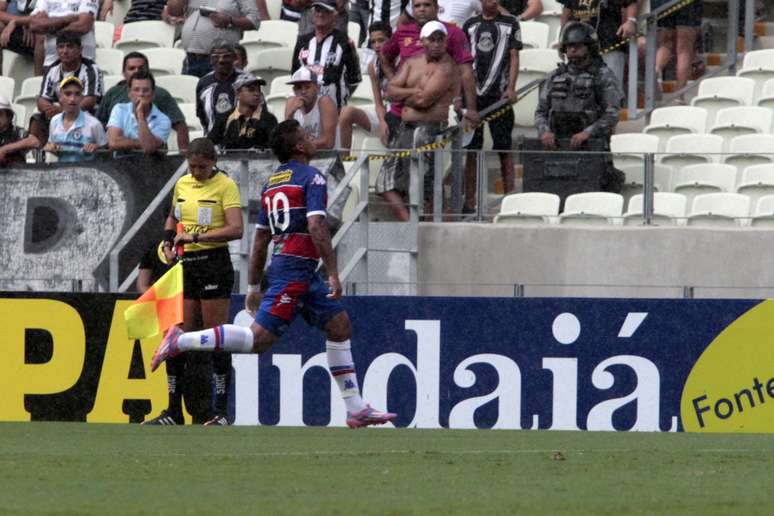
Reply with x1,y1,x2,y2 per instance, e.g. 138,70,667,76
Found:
257,160,327,274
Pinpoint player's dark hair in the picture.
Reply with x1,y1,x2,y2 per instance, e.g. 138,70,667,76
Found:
368,21,392,38
187,137,217,160
128,70,156,91
271,119,303,163
123,51,149,72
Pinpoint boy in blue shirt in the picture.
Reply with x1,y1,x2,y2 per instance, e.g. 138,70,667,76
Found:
43,76,107,162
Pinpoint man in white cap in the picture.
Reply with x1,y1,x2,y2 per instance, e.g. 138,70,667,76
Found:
378,20,459,219
222,73,278,150
284,67,339,151
0,95,40,166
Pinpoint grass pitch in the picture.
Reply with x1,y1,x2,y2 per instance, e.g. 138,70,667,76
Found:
2,423,774,515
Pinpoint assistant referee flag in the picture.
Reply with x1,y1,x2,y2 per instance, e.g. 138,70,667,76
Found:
124,261,184,339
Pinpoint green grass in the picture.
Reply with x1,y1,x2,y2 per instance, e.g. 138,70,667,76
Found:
2,423,774,515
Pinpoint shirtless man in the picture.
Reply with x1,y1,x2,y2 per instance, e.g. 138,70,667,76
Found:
378,20,459,220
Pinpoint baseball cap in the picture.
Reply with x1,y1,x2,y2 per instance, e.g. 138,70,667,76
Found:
311,0,336,11
233,72,266,90
59,76,84,90
420,21,447,39
286,67,318,85
0,94,11,111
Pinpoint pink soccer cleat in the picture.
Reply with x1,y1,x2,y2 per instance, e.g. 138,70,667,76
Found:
346,405,397,429
150,326,183,372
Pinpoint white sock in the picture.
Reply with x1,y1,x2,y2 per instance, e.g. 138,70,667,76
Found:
178,325,254,353
327,340,367,413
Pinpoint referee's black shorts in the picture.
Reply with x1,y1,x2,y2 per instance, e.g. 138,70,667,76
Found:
182,246,234,300
466,94,515,152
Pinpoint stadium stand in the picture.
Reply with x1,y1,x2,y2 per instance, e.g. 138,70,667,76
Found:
686,193,751,227
94,21,116,49
710,106,773,149
660,134,723,172
756,78,774,109
672,163,738,207
143,48,186,77
623,192,687,226
735,164,774,208
493,192,561,225
559,192,624,225
619,164,673,203
95,48,125,76
245,47,294,91
689,76,756,127
722,134,774,182
736,49,774,101
519,21,550,49
610,133,660,170
751,194,774,227
114,21,176,52
155,75,199,104
643,106,708,151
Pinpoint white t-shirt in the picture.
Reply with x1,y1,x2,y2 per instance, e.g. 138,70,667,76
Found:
437,0,481,26
33,0,98,66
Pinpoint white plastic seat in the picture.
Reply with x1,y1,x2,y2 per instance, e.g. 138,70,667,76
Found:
348,75,374,106
2,50,34,97
619,164,673,202
722,134,774,184
535,12,562,44
514,71,546,128
266,0,282,19
559,192,624,225
246,48,294,92
103,74,124,91
264,94,288,119
610,133,659,170
143,48,186,76
155,74,198,104
643,106,708,152
518,49,560,73
268,75,293,97
519,21,550,49
737,49,774,102
672,163,737,208
735,164,774,210
710,106,772,150
115,21,176,51
10,103,25,128
751,194,774,227
13,76,43,127
254,20,299,48
623,192,687,226
493,192,560,224
661,133,723,170
177,102,203,131
755,78,774,110
690,77,756,127
687,193,751,227
360,135,388,191
348,21,361,46
0,76,14,102
94,20,115,49
95,47,125,76
17,75,42,98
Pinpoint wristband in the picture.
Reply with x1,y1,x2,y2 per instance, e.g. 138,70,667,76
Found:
247,284,260,294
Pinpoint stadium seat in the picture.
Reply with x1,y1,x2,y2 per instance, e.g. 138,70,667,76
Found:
114,21,176,51
103,74,124,91
610,133,659,170
246,48,294,92
143,48,186,76
709,106,773,150
672,163,737,207
348,75,374,106
10,103,25,127
94,20,115,49
348,21,361,46
690,77,756,127
643,106,708,151
755,78,774,110
240,28,289,70
735,164,774,209
737,49,774,102
177,102,203,131
266,0,282,19
660,134,723,171
0,76,14,103
750,194,774,227
512,49,558,128
535,11,562,44
264,94,288,119
493,192,560,224
13,76,43,127
687,193,751,227
95,47,125,76
104,0,130,26
247,20,299,49
268,75,293,97
722,134,774,183
619,164,673,203
559,192,623,225
2,50,34,97
360,135,388,191
155,74,198,104
519,21,550,49
623,192,687,226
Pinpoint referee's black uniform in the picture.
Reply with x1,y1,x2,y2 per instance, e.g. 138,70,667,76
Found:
291,29,362,110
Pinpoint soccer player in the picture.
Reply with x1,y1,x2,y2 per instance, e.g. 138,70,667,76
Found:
151,119,397,429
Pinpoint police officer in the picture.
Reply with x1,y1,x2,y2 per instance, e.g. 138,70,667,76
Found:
534,21,624,192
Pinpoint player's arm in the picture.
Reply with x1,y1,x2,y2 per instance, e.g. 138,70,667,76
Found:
308,214,341,298
385,60,419,102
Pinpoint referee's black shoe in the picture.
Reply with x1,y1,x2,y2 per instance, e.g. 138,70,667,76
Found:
142,409,184,425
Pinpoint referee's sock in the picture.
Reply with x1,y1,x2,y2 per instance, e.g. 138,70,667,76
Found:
177,325,254,353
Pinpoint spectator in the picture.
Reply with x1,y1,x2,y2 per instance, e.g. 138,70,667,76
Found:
107,70,171,154
29,0,98,70
339,21,394,156
381,21,459,220
281,0,309,24
349,0,369,45
652,0,702,100
164,0,259,78
222,73,278,150
43,76,106,161
196,39,239,146
102,0,164,23
0,94,40,166
297,0,348,35
0,2,36,61
97,51,189,152
292,0,361,110
234,42,247,70
462,0,521,213
369,0,410,31
500,0,542,21
284,67,338,150
559,0,637,87
437,0,480,27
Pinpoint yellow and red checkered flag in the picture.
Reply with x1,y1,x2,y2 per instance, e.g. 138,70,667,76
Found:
124,261,184,339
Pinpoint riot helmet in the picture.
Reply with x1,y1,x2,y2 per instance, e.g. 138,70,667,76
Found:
559,21,600,58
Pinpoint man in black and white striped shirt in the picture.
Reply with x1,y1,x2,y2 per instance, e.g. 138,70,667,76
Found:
369,0,409,31
291,0,361,110
37,31,103,122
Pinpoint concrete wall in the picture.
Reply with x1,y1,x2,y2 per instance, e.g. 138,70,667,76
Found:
418,223,774,298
